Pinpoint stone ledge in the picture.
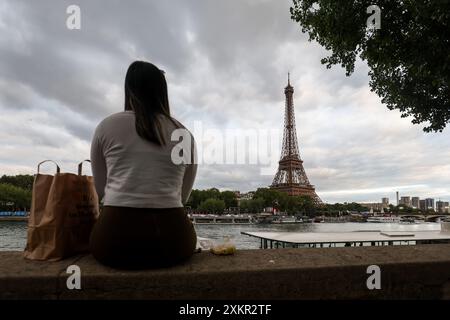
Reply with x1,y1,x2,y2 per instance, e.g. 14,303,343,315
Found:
1,244,450,299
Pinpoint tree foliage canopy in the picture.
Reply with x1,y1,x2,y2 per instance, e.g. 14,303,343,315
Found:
0,183,31,210
198,198,226,214
0,175,34,210
291,0,450,132
0,174,34,191
186,188,237,210
240,198,265,213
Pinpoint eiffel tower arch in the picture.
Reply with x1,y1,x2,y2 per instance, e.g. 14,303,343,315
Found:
270,74,322,205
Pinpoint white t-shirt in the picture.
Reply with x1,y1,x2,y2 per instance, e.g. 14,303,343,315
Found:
90,110,197,208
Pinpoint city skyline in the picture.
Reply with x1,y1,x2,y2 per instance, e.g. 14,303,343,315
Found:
1,0,450,204
234,190,449,208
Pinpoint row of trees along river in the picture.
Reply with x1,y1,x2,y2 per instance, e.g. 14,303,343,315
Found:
186,187,369,216
187,188,440,216
0,175,439,216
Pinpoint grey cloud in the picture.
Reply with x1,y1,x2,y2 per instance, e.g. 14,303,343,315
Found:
0,0,449,203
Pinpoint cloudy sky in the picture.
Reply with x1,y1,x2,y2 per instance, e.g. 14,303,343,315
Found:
1,0,449,204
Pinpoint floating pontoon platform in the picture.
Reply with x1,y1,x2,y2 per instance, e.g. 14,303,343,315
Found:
241,230,450,249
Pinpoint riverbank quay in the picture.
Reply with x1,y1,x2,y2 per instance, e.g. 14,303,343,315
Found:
0,211,28,222
1,244,450,299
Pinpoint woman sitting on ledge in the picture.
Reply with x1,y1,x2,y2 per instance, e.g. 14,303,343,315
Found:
89,61,197,269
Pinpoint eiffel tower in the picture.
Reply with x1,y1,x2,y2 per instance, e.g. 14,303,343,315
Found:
271,74,322,205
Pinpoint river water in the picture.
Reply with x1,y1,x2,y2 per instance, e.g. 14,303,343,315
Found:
0,221,441,251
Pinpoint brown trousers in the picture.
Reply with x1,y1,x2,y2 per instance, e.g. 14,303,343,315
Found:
89,206,197,269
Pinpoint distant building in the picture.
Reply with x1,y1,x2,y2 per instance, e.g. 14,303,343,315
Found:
425,198,435,211
399,196,411,207
436,201,450,214
419,199,427,211
358,202,386,212
381,198,389,206
238,191,255,201
411,197,420,209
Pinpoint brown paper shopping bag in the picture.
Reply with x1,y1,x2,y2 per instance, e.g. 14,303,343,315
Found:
24,160,100,261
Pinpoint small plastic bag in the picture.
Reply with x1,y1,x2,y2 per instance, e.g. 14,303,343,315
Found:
197,237,214,251
210,236,236,255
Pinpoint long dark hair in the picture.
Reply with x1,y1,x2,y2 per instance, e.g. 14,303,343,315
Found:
124,61,172,146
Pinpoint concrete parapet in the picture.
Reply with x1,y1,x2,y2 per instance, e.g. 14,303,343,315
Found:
1,244,450,299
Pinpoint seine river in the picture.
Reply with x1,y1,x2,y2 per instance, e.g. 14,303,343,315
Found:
0,221,441,251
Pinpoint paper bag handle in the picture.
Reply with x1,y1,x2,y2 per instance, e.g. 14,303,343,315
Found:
78,159,91,175
37,160,60,174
